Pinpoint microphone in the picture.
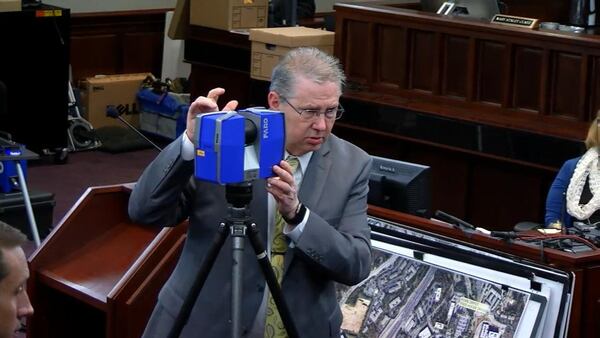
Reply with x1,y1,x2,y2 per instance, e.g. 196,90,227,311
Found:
434,210,476,230
105,105,162,152
490,231,519,239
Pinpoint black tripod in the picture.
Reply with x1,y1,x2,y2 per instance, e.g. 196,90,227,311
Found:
167,182,299,338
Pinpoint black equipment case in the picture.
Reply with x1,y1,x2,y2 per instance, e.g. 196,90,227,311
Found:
0,190,55,241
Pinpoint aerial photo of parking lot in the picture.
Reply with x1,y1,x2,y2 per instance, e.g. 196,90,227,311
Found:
338,249,530,338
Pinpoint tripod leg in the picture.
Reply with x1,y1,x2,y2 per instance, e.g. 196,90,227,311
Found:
246,223,300,338
231,223,246,338
168,223,229,338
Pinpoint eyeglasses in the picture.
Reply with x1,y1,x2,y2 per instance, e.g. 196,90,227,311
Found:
281,97,344,121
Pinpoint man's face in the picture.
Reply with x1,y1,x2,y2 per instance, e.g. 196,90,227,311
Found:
269,76,340,156
0,247,33,338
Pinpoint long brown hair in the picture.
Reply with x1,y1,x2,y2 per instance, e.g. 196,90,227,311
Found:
584,112,600,149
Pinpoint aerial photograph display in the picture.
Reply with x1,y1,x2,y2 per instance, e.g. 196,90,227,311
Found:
338,248,530,338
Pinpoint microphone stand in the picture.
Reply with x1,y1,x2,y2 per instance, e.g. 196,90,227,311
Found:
105,105,162,152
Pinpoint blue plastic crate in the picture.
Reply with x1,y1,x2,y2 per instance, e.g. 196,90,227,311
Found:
137,88,189,140
0,160,26,193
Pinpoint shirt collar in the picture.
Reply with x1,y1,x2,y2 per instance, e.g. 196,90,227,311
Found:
285,151,312,176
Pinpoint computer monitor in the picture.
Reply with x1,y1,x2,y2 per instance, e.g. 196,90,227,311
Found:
368,156,432,217
269,0,298,27
420,0,447,12
440,0,500,20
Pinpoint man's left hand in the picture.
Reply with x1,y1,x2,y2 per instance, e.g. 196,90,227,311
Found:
266,160,299,220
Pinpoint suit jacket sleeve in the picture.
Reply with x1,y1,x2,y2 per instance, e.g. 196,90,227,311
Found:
128,136,195,227
545,158,578,227
294,146,372,286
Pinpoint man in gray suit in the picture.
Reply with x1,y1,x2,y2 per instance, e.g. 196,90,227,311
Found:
129,47,372,338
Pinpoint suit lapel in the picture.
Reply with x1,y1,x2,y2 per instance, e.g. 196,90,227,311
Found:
298,142,332,210
283,140,332,277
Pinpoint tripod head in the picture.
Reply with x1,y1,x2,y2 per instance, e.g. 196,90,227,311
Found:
225,181,254,208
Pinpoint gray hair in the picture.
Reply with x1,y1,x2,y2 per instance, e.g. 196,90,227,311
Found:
269,47,346,99
0,221,27,281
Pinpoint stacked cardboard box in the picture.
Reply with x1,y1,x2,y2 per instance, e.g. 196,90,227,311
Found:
190,0,267,31
249,27,335,81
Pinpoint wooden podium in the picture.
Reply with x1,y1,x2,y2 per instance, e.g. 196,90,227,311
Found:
26,184,188,338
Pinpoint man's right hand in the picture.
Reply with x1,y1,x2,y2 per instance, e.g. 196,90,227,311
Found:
185,88,238,141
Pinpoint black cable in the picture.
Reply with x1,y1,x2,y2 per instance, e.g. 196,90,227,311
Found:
520,233,598,251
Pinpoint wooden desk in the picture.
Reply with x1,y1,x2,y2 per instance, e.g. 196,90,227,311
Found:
334,1,600,140
369,205,600,338
184,15,332,107
331,1,600,229
185,25,270,108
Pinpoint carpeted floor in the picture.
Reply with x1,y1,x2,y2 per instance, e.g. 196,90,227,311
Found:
27,147,159,227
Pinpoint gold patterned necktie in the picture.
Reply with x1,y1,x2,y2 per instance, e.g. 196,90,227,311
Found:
265,156,299,338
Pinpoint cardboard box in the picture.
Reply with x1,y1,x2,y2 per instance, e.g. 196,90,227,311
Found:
249,27,335,81
190,0,267,31
82,73,150,129
0,0,20,12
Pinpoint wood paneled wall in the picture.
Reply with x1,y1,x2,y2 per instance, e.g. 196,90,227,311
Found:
502,0,570,22
70,9,168,84
334,114,555,230
335,2,600,141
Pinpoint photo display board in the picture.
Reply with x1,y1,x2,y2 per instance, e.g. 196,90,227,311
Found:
338,217,573,338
